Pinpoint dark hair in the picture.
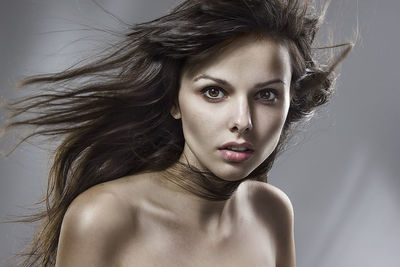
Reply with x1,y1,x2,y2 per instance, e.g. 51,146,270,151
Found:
2,0,352,266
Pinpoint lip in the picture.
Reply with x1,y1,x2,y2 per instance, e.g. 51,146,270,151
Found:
218,149,253,162
218,142,254,151
218,142,254,163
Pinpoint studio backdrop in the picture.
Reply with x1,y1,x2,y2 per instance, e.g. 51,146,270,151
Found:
1,1,399,266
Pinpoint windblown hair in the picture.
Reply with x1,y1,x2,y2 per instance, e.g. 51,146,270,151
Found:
3,0,352,266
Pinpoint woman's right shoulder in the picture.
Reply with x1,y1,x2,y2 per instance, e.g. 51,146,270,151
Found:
63,181,139,233
56,179,141,266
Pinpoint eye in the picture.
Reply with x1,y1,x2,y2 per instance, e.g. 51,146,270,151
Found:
201,86,226,100
254,89,278,102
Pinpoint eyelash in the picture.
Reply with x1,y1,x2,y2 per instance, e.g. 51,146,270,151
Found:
200,86,279,103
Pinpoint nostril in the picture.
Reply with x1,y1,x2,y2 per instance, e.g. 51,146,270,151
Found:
231,120,252,134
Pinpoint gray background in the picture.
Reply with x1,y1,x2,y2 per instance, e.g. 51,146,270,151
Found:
1,0,399,266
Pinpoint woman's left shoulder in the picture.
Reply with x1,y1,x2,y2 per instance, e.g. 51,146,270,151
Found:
237,180,294,219
235,180,296,266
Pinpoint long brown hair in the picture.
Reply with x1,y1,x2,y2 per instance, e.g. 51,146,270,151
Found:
2,0,352,266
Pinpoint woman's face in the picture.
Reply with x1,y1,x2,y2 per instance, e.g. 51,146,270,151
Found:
172,35,292,181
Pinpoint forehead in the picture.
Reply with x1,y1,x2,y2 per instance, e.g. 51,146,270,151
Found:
181,34,292,82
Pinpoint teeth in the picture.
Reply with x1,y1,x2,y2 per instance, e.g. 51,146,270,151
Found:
227,146,248,152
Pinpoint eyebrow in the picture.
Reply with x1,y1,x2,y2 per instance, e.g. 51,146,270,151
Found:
193,74,286,89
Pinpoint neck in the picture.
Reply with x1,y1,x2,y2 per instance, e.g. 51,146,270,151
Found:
160,160,244,201
141,161,245,233
143,169,231,235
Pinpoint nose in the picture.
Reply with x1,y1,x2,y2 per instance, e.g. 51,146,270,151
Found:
230,98,253,134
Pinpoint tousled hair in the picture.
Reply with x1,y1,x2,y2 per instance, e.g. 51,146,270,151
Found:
2,0,352,266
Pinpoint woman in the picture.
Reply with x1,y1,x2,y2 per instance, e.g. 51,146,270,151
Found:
4,0,352,266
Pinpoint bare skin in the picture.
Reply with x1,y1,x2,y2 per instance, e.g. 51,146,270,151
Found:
55,35,296,266
56,172,295,267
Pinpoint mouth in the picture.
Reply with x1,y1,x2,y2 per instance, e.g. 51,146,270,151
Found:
218,142,254,162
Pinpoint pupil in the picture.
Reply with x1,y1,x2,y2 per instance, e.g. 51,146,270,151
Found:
209,88,219,97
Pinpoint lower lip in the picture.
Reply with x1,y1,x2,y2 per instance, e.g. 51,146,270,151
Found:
218,149,253,162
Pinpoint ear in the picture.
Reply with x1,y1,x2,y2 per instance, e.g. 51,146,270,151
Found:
170,103,181,119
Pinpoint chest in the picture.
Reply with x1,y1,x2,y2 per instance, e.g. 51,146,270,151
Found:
116,218,276,267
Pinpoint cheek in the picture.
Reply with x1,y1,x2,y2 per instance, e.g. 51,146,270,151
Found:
254,107,288,147
178,97,222,144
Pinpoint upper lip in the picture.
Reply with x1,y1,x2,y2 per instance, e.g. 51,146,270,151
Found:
219,142,254,151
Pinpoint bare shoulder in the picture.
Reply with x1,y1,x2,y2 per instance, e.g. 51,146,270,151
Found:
236,180,296,267
56,181,139,267
62,181,138,235
238,180,294,218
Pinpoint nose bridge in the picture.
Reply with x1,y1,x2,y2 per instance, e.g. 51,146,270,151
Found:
233,94,252,130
